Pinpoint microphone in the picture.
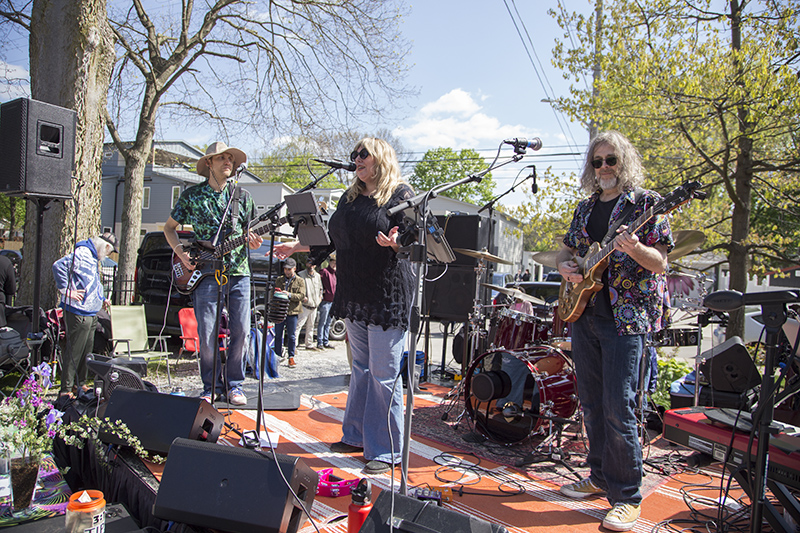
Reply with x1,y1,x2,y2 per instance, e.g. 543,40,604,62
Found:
267,292,289,324
503,137,543,151
529,167,538,194
236,162,247,175
314,158,356,172
703,289,800,312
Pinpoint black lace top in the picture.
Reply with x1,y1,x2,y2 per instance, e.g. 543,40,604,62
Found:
312,183,415,331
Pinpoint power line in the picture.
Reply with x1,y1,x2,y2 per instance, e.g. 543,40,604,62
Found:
502,0,584,166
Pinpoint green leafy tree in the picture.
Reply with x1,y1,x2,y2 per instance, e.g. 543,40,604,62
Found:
550,0,800,337
409,148,496,205
0,196,25,240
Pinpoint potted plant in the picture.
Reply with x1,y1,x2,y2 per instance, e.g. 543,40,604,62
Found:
0,362,151,514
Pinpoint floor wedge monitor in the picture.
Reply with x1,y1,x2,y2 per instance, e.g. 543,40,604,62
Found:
153,438,319,533
98,388,223,455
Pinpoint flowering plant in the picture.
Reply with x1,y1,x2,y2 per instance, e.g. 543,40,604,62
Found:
0,362,156,464
0,363,63,463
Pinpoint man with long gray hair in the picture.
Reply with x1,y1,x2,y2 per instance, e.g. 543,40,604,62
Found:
52,232,117,396
556,131,673,531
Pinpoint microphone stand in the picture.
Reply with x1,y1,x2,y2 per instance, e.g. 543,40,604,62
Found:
394,154,524,495
252,169,334,443
208,167,245,412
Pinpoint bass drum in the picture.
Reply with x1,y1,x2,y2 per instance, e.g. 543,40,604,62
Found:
464,347,578,444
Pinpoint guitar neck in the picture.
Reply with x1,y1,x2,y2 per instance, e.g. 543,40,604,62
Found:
216,223,272,256
583,205,655,273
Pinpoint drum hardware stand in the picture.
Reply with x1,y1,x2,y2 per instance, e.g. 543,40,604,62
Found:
515,413,580,479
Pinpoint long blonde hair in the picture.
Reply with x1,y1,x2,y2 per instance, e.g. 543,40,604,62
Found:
344,138,404,206
579,131,645,194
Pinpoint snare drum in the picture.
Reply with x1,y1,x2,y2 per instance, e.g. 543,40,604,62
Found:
464,347,578,444
494,308,549,350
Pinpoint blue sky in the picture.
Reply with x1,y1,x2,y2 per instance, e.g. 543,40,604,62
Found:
392,0,591,206
0,0,592,208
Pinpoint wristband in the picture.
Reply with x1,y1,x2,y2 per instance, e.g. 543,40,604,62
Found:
315,468,360,498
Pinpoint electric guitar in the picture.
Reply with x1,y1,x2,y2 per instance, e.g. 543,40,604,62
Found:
557,181,704,323
171,195,329,294
171,223,274,295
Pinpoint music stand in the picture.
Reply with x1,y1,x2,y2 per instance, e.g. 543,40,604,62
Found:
284,191,330,247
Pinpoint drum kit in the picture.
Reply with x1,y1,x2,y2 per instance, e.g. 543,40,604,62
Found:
448,229,708,451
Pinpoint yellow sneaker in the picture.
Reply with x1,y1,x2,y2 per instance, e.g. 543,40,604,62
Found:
602,502,641,531
559,478,606,499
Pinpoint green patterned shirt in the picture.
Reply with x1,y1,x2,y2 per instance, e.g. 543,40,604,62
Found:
170,181,257,277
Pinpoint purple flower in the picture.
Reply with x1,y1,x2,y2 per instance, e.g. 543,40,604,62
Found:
45,409,63,429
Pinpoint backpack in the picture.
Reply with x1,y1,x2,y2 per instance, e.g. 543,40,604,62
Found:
0,326,26,361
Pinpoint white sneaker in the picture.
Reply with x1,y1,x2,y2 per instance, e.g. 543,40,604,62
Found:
602,502,640,531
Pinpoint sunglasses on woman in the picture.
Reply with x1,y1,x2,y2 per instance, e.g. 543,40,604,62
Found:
590,155,618,169
349,148,370,161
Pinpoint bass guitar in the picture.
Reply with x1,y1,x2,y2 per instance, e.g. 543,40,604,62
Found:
557,181,704,323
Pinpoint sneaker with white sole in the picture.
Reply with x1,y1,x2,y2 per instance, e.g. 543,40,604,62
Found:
602,502,640,531
228,388,247,406
559,478,606,499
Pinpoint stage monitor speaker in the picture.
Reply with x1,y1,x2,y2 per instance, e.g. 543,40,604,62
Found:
0,97,75,198
153,438,319,533
437,214,492,266
359,490,509,533
699,336,761,393
425,264,480,322
98,388,223,455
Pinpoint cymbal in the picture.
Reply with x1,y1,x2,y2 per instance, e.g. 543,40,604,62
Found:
452,248,513,265
481,283,547,306
668,230,706,261
532,250,560,269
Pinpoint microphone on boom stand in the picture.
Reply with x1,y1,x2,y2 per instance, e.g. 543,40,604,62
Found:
314,158,356,172
503,137,542,152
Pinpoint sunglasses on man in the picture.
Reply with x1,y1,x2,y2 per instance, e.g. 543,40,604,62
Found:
349,148,370,161
591,155,618,169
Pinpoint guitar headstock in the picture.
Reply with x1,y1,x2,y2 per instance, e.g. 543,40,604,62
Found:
656,181,705,216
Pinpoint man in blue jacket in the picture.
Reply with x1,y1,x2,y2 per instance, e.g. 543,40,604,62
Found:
52,232,117,396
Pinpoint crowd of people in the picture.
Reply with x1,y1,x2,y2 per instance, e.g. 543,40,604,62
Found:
39,130,670,531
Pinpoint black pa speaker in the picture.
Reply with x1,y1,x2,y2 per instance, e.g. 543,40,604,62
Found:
98,388,223,455
700,336,761,393
153,438,319,533
425,264,480,322
437,214,492,266
0,97,75,198
359,490,509,533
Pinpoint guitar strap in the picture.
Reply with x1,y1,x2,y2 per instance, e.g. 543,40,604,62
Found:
600,187,644,248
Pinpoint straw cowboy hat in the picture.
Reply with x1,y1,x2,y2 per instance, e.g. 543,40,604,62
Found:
196,142,247,178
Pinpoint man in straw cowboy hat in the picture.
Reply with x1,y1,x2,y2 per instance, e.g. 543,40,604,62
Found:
164,142,263,405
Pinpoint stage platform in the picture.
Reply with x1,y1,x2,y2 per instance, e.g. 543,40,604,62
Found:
48,384,777,533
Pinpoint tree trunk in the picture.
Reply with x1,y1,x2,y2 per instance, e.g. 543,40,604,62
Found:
115,87,160,299
725,0,751,340
18,0,114,309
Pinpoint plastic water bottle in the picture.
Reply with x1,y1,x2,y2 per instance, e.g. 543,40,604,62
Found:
347,478,372,533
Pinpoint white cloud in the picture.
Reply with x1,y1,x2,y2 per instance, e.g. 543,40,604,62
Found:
395,88,538,151
0,61,31,102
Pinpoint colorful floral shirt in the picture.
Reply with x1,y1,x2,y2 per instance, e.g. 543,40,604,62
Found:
563,188,674,336
170,181,257,277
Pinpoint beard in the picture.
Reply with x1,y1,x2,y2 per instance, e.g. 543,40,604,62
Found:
598,175,618,191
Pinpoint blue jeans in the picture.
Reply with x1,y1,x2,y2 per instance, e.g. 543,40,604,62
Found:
342,319,406,464
273,314,298,358
193,275,249,395
316,301,333,347
571,313,644,506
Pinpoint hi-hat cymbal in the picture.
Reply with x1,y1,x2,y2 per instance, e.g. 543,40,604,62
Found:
453,248,513,265
532,250,560,269
481,283,547,306
668,230,706,261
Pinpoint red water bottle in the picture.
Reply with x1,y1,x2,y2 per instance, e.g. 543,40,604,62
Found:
347,478,372,533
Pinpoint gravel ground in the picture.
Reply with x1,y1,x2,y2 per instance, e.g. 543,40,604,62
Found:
153,325,455,401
